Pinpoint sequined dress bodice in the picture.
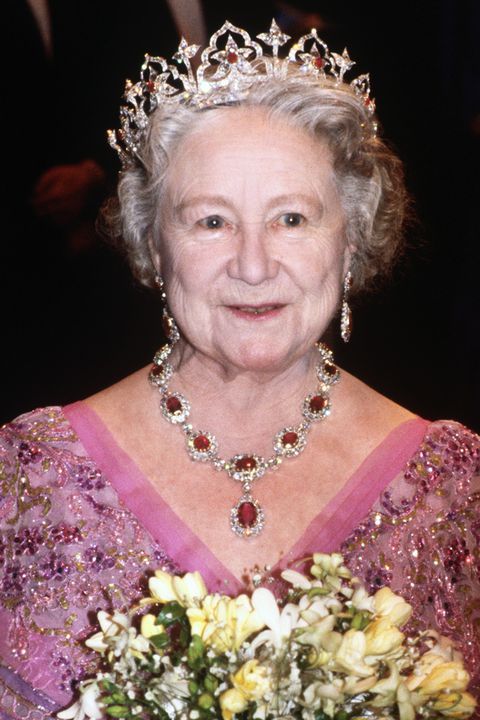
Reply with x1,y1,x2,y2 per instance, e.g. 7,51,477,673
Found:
0,405,479,718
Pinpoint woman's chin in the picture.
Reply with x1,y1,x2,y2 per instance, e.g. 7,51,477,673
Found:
220,340,299,375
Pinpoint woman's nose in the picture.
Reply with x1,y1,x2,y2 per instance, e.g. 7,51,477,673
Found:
226,223,279,285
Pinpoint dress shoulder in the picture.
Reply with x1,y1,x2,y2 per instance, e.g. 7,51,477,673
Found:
0,407,178,714
341,418,480,696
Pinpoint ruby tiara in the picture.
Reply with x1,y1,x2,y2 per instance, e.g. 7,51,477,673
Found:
108,19,376,169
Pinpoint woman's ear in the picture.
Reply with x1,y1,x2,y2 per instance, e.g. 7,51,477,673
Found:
148,233,161,275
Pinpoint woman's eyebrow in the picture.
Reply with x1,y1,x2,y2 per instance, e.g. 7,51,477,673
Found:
174,195,233,215
264,194,323,212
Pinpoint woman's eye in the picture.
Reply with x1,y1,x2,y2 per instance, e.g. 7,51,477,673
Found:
198,215,225,230
277,213,305,228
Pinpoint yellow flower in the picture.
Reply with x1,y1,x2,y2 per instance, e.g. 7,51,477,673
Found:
364,617,405,658
219,688,248,720
406,650,448,691
148,570,207,607
232,660,271,700
187,593,265,653
140,613,164,639
334,629,374,678
431,691,477,718
373,587,412,627
416,662,470,696
219,661,270,720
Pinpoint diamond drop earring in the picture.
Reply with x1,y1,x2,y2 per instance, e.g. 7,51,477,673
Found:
340,271,353,343
154,274,180,344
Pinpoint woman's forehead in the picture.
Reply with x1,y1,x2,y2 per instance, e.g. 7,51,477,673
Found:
165,106,335,196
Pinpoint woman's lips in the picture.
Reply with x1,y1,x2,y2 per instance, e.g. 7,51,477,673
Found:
226,304,286,320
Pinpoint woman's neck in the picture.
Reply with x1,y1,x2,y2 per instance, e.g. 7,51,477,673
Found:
165,341,325,458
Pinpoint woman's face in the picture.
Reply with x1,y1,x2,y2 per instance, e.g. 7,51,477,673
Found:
154,107,351,374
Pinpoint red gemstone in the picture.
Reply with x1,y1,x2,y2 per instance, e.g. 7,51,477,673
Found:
310,395,327,413
166,396,182,414
324,362,336,377
314,56,324,69
282,431,298,447
146,81,155,92
238,501,257,528
227,51,238,63
151,364,164,377
193,434,210,452
235,456,257,472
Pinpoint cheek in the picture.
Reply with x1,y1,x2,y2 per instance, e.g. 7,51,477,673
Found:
163,247,218,313
290,241,345,294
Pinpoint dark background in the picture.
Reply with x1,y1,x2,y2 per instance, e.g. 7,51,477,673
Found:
2,0,479,431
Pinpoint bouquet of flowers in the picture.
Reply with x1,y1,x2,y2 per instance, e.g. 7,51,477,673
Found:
59,553,476,720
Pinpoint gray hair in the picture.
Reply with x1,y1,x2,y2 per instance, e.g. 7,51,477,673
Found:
102,72,409,294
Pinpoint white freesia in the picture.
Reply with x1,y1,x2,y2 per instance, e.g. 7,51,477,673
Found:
58,682,103,720
303,678,345,720
374,587,412,626
149,570,207,607
334,629,375,678
311,553,351,579
297,592,342,625
187,592,265,652
350,584,376,613
143,657,190,718
281,569,312,590
251,588,300,649
85,610,149,657
369,661,402,705
304,679,343,704
397,683,416,720
364,617,405,659
296,614,339,666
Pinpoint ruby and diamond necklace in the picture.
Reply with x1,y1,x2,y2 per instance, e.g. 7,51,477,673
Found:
149,316,339,538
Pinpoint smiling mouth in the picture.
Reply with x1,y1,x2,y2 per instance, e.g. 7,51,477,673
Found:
228,304,285,317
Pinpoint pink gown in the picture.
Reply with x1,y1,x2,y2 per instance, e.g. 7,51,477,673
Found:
0,403,479,718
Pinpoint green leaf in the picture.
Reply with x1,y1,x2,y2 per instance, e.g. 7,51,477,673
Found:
188,680,199,696
105,706,130,718
150,632,170,649
100,680,118,693
307,587,330,598
179,624,191,647
111,693,127,704
156,602,185,627
198,693,214,710
187,634,205,669
350,611,370,631
204,675,218,693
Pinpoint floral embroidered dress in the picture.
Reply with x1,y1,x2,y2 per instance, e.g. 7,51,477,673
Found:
0,403,479,719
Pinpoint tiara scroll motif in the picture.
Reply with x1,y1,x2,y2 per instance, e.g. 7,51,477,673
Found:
108,19,376,169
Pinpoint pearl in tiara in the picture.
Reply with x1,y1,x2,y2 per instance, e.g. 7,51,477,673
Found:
108,19,377,169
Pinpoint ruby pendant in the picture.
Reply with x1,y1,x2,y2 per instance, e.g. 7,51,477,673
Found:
230,495,265,537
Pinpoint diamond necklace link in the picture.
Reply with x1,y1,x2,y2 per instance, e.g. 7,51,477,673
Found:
149,338,340,538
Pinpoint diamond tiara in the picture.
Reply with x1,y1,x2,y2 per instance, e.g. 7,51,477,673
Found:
108,19,376,169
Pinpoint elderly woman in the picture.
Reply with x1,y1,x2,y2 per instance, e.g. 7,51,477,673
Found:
0,21,478,718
